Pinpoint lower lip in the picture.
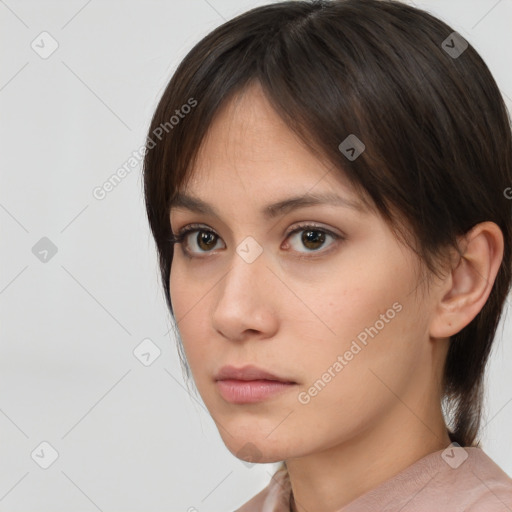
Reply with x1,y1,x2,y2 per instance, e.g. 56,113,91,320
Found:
216,379,296,404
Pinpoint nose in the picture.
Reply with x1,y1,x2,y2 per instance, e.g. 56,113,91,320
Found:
211,248,279,342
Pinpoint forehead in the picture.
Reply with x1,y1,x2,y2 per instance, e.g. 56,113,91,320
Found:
179,83,362,205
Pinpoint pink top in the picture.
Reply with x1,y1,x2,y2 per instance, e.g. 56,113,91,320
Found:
235,446,512,511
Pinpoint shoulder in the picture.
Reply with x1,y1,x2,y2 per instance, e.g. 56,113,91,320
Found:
233,448,512,512
342,446,512,512
394,446,512,511
234,468,291,512
458,448,512,511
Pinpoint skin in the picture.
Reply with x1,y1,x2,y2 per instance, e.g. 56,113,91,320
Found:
168,82,504,512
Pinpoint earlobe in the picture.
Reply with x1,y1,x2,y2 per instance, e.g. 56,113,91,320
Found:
429,221,504,339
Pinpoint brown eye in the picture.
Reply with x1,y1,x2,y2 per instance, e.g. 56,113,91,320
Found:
171,225,225,256
196,231,218,251
301,229,326,250
171,222,343,259
286,225,341,254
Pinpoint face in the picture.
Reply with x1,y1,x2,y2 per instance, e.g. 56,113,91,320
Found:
169,83,442,463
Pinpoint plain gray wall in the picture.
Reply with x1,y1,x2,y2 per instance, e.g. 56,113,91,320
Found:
1,1,511,510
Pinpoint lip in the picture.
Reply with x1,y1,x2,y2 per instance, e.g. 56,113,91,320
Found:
215,364,295,383
215,365,297,404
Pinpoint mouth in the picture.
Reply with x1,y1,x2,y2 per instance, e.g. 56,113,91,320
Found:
214,364,297,404
216,379,297,404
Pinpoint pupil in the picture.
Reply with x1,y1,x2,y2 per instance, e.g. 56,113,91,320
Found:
302,230,325,250
198,231,215,250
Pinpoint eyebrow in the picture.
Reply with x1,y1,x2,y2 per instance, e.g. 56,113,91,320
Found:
169,190,366,219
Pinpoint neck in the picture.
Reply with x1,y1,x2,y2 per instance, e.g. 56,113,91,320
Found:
285,404,451,512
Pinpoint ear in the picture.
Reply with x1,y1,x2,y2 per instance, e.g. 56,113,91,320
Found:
429,221,504,339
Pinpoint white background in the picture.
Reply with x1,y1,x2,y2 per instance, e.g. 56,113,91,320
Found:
1,1,511,511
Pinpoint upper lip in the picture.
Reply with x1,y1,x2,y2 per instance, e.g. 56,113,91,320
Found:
215,364,295,383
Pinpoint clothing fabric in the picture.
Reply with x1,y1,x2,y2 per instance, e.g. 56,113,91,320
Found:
234,446,512,511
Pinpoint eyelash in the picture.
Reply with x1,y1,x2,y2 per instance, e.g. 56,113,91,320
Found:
168,222,344,259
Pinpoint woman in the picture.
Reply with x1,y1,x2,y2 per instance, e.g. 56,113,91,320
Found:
142,0,512,510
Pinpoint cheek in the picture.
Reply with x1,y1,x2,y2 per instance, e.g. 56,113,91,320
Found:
168,259,223,386
296,263,427,428
168,261,204,360
294,244,406,348
295,316,425,453
168,256,206,321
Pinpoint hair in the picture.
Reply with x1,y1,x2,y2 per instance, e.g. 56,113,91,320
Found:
142,0,512,452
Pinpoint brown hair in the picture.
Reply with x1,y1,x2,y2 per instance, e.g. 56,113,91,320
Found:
142,0,512,448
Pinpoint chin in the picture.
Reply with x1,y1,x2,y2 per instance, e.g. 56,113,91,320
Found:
228,439,289,465
215,424,294,464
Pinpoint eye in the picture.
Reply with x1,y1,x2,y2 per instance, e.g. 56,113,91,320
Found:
284,223,343,254
169,223,224,256
169,222,344,258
